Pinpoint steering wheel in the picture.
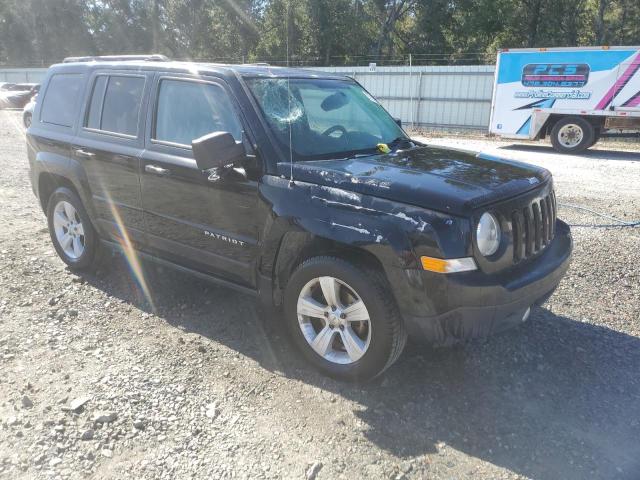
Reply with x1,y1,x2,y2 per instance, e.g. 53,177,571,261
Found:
322,125,348,138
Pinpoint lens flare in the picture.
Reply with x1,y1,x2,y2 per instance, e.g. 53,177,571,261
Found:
101,188,155,311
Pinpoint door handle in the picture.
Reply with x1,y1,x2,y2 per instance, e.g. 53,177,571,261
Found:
74,148,95,158
145,164,170,176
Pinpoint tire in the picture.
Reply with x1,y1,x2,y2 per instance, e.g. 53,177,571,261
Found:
550,116,594,154
47,187,101,271
23,112,31,128
588,129,601,148
283,256,407,382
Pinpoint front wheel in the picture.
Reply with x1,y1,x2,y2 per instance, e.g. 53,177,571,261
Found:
550,116,594,154
284,256,406,382
47,187,101,271
23,112,32,128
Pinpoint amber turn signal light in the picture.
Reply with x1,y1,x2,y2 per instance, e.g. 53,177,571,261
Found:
420,256,477,273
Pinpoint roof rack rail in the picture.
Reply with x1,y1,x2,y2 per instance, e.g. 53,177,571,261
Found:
63,54,169,63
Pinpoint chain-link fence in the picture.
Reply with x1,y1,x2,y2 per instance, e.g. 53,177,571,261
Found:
1,59,496,132
0,52,498,69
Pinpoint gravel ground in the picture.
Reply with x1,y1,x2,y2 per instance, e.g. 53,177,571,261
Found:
1,109,639,480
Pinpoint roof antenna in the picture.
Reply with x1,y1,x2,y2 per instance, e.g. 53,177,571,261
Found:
286,0,295,187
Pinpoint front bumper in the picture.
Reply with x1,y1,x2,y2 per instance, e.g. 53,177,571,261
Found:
400,219,572,345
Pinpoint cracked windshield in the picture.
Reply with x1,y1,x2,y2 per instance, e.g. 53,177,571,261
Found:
247,78,408,161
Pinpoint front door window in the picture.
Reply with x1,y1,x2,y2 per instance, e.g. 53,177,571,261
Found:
154,79,243,147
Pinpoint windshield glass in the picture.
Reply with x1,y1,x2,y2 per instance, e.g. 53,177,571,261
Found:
246,77,406,161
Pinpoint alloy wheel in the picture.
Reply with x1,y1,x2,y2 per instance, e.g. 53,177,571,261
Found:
296,276,372,364
52,200,85,259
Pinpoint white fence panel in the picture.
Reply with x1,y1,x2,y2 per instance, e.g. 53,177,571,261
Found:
313,65,495,130
0,68,47,83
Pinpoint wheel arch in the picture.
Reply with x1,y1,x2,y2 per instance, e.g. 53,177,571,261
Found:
34,153,96,219
257,209,422,310
271,231,388,305
38,172,77,212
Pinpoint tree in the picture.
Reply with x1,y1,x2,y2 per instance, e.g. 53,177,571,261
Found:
372,0,416,58
594,0,608,44
0,0,638,67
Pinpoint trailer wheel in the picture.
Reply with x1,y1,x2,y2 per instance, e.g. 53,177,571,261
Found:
551,116,594,154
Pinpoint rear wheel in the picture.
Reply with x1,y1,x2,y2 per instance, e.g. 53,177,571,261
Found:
23,112,32,128
550,116,594,154
284,256,406,382
47,187,101,271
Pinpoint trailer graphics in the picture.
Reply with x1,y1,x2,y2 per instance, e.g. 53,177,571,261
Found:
514,90,591,100
490,47,640,153
521,63,590,87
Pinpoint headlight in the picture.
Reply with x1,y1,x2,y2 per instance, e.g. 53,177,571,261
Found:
476,212,501,256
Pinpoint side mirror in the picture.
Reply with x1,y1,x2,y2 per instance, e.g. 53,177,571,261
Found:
192,131,245,171
394,118,402,128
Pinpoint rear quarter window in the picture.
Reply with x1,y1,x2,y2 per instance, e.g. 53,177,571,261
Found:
40,73,83,127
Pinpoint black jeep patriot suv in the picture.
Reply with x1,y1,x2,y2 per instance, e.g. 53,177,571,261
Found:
27,55,572,381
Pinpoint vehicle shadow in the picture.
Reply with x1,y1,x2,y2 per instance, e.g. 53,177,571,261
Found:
80,254,640,480
499,143,640,161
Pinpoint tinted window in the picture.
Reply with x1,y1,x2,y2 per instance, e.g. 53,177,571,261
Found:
41,74,83,127
98,76,145,136
154,79,242,146
85,76,108,130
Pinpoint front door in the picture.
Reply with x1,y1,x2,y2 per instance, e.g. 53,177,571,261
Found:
140,74,261,288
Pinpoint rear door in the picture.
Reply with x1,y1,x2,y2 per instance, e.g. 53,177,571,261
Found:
73,71,151,245
139,74,261,287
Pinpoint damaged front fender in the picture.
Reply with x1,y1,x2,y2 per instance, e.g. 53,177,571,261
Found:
257,174,472,309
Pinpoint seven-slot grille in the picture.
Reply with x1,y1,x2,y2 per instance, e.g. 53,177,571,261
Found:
511,190,557,263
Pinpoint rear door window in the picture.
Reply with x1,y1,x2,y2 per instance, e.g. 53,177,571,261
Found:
153,79,242,147
85,75,145,137
40,73,83,127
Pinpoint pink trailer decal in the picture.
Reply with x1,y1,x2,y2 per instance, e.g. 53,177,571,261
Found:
623,91,640,107
595,51,640,110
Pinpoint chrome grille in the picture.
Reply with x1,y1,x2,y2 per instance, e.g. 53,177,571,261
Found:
511,190,556,263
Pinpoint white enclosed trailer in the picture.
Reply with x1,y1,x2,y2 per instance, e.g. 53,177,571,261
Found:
489,46,640,153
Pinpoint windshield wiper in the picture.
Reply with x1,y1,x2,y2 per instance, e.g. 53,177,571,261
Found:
339,151,382,161
316,137,415,162
337,138,414,161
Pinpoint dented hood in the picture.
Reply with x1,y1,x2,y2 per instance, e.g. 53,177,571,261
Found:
281,145,551,216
